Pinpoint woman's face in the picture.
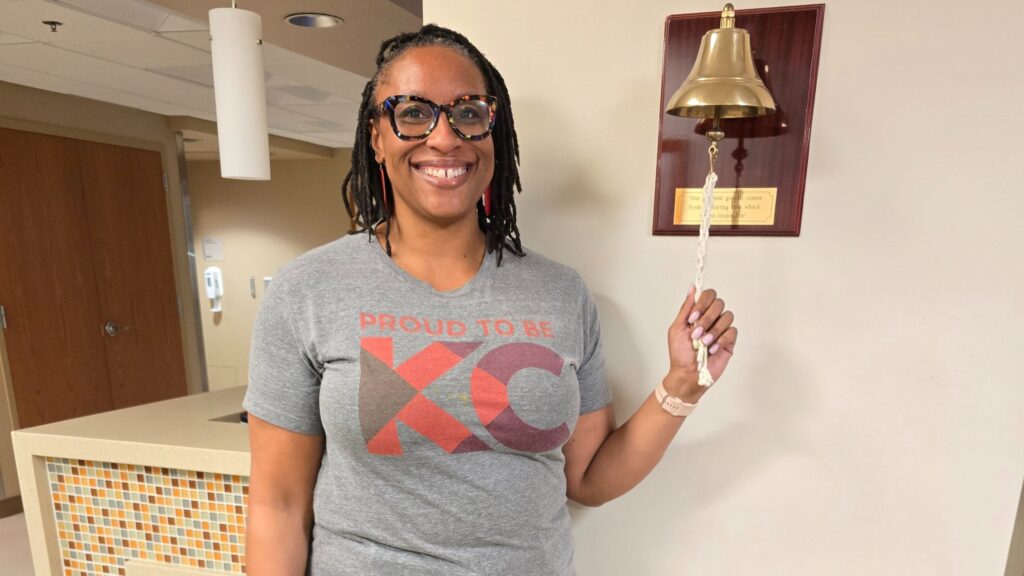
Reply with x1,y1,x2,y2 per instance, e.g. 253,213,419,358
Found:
370,45,495,229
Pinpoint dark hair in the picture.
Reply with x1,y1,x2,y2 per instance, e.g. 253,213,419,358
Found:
341,24,525,266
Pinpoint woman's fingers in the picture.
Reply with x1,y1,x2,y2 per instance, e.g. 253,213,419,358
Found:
701,310,734,349
673,287,738,354
690,296,724,341
690,288,717,323
709,326,738,355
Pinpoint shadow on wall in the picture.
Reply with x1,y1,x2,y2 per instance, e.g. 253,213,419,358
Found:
509,96,622,212
1008,478,1024,576
568,294,821,573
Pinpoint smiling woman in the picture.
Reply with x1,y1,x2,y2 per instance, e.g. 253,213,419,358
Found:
241,24,738,576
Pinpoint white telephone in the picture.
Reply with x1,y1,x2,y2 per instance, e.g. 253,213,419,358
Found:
204,266,224,312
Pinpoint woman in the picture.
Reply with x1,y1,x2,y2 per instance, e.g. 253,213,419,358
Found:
244,25,737,575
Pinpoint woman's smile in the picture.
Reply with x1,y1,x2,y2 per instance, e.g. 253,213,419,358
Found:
412,160,475,187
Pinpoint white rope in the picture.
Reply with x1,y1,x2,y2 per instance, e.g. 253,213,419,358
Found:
692,167,717,388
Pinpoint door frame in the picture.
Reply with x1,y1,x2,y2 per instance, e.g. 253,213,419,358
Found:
173,131,211,394
0,328,18,497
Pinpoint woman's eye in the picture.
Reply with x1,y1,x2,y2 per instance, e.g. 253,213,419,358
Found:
398,106,431,121
455,107,483,121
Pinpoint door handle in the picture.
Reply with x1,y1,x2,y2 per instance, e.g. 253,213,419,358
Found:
103,321,131,337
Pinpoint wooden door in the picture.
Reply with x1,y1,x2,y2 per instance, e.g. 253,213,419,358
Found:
0,128,113,427
78,140,187,409
0,128,187,428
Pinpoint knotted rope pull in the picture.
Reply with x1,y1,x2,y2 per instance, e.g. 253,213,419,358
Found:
692,140,719,388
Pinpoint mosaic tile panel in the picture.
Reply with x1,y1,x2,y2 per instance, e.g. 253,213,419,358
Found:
46,458,248,575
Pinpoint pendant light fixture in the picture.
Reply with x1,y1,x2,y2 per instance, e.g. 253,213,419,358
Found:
209,0,270,180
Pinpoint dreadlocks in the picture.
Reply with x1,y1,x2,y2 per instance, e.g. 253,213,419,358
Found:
340,24,525,266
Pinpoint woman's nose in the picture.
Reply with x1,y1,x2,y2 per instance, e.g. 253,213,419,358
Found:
425,112,460,153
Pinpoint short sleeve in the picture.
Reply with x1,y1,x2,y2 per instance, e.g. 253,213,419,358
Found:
577,284,612,414
243,279,324,435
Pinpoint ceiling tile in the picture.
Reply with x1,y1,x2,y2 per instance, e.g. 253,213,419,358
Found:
0,1,379,150
159,12,205,33
283,119,347,132
268,128,353,148
159,29,209,52
265,104,322,127
281,102,360,124
263,43,367,104
0,43,214,109
306,132,355,147
51,34,209,68
0,60,212,119
147,63,213,87
0,30,34,44
47,0,175,32
0,1,151,43
264,76,350,106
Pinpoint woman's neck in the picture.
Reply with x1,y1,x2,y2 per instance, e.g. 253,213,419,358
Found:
375,215,487,291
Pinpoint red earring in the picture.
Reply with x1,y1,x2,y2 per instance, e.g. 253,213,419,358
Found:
378,163,389,214
483,185,492,216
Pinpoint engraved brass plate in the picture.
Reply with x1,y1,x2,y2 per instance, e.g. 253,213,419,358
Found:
673,187,777,226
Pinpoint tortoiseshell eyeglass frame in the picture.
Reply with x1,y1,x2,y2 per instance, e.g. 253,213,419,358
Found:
376,94,498,141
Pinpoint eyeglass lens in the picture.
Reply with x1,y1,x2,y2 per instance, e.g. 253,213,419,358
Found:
393,99,492,138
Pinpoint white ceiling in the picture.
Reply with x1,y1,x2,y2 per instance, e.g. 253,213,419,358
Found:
0,0,417,149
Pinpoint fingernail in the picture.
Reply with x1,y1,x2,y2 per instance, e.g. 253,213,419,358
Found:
688,311,700,325
709,343,720,354
691,326,704,340
702,333,715,345
688,284,695,296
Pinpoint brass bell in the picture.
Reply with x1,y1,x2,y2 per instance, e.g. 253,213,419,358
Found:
665,3,776,125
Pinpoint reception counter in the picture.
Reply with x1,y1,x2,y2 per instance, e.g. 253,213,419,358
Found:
11,387,250,576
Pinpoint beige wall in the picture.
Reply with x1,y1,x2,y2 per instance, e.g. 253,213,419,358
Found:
0,81,206,498
426,1,1024,574
186,155,351,391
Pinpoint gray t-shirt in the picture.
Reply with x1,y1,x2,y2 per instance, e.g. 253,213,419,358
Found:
244,232,611,575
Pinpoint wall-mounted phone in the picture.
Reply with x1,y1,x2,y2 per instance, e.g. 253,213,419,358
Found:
204,266,224,312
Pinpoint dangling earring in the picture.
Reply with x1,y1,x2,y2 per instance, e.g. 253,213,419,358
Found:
378,161,393,256
378,162,390,214
483,185,492,217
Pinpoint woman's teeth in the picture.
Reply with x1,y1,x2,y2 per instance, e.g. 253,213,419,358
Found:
419,166,468,179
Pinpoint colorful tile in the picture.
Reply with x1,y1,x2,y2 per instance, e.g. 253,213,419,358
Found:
46,458,248,575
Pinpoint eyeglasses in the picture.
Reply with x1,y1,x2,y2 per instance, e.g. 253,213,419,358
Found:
378,94,497,141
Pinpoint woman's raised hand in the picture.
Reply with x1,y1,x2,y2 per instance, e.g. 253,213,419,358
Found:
664,285,737,401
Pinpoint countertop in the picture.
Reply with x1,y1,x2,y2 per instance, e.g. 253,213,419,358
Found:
12,386,250,476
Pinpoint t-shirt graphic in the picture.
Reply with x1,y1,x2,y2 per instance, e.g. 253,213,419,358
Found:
359,335,570,456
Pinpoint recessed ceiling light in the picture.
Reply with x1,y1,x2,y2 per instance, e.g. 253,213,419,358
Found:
284,13,343,29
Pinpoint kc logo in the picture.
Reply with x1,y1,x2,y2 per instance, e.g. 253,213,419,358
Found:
358,337,571,456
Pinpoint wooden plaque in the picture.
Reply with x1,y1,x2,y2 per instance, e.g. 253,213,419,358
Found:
653,4,824,236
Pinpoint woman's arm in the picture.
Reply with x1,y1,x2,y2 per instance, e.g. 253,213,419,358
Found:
564,287,737,507
246,415,325,575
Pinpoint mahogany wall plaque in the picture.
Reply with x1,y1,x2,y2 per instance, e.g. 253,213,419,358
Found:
653,4,824,236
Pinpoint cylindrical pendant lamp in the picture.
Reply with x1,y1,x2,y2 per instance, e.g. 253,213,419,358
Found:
209,6,270,180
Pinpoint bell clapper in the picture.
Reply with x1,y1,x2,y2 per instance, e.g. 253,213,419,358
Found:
706,108,725,176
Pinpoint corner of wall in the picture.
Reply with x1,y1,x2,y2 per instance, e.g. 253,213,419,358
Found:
0,329,20,497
